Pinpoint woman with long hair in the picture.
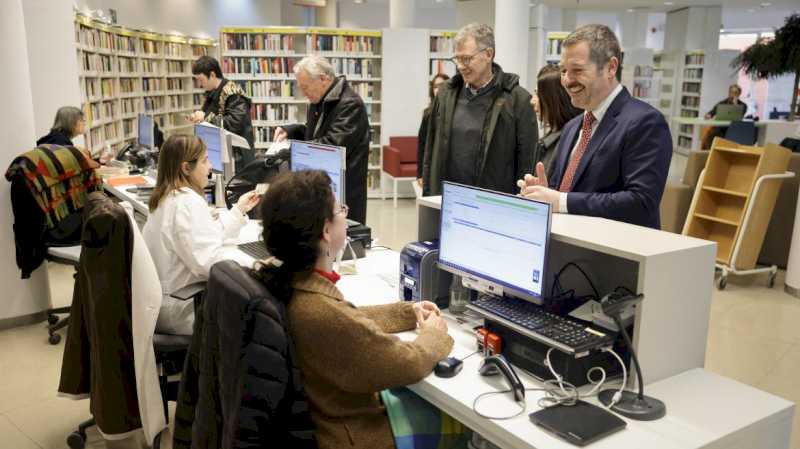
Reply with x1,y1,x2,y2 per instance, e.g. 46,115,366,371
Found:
142,134,260,335
534,64,582,177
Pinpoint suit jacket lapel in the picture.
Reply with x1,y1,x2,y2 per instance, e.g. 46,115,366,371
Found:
570,88,630,190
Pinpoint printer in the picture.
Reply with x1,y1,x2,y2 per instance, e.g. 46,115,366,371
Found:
343,221,372,260
399,240,451,308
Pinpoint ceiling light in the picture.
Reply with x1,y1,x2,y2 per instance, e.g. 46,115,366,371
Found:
664,1,674,5
748,8,755,12
760,2,771,6
627,8,635,12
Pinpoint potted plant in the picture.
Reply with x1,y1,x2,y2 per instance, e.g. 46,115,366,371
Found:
731,13,800,120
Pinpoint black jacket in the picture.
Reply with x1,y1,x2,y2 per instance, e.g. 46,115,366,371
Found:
173,261,314,449
417,107,432,179
37,130,73,147
285,76,370,224
423,63,537,196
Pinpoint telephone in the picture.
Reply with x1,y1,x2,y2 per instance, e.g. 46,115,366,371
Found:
478,354,525,402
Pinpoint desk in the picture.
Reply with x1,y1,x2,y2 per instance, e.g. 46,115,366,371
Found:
671,117,799,154
337,248,795,449
103,176,154,216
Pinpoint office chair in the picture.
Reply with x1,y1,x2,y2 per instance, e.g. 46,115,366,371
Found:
58,194,201,449
724,120,757,146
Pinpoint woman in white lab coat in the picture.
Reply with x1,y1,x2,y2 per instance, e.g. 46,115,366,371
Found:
143,134,260,335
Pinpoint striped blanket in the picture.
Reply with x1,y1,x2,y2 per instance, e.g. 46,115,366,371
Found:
381,388,471,449
5,144,101,228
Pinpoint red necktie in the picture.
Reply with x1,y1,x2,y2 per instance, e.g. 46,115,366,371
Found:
559,112,596,192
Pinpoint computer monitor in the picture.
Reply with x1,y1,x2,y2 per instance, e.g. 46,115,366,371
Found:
194,123,224,172
137,113,154,149
438,182,552,303
289,140,346,205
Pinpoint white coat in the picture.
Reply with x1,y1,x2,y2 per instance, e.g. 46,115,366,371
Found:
142,187,255,335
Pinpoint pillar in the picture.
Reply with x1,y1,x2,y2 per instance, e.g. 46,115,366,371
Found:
494,0,530,88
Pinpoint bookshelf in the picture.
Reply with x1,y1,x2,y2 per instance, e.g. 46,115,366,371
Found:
684,138,791,270
429,30,456,77
620,48,658,108
545,31,569,64
219,26,384,197
74,13,216,155
652,51,676,118
673,50,739,152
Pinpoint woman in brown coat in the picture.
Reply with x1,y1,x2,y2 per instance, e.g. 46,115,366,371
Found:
258,170,454,449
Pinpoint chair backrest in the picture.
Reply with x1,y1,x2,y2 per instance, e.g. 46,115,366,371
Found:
388,136,418,162
724,120,757,145
173,261,314,449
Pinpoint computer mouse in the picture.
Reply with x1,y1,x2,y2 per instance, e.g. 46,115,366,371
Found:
434,357,463,378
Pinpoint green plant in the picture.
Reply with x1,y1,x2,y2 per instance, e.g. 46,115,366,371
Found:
731,13,800,120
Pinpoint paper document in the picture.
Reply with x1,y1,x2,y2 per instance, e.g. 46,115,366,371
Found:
267,140,291,156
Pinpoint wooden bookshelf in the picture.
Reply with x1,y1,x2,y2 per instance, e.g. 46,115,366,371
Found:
219,26,384,197
684,138,791,269
74,13,216,155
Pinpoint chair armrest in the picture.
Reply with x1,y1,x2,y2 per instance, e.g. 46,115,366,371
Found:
383,146,402,175
169,281,206,301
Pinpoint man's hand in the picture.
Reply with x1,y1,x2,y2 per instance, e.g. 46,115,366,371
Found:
416,178,423,187
412,301,441,322
520,184,561,210
187,110,205,124
517,162,549,192
273,127,288,143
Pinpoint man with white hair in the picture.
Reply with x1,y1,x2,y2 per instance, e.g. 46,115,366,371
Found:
274,55,370,224
423,23,536,196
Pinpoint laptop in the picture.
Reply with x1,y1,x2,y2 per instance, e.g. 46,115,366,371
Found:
715,103,745,121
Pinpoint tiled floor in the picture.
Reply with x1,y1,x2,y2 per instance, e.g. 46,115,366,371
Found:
2,191,799,448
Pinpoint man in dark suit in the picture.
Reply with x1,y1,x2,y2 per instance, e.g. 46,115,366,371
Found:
519,24,671,229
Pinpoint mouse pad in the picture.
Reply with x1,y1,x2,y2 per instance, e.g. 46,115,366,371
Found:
529,400,626,446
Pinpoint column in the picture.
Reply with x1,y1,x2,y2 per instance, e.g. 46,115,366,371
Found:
316,0,339,27
494,0,530,88
0,0,51,325
619,8,650,50
528,4,547,92
390,0,415,28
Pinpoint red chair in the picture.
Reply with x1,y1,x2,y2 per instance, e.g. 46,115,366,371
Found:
382,136,418,207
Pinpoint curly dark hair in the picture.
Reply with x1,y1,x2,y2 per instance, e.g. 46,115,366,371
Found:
191,55,223,79
256,170,335,300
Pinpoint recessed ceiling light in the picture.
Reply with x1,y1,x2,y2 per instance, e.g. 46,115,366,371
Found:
627,8,635,12
664,1,674,5
748,8,755,12
760,2,771,6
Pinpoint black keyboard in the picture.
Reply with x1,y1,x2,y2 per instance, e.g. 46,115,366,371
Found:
468,295,615,355
238,240,271,260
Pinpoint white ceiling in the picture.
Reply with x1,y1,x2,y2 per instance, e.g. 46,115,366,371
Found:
529,0,799,13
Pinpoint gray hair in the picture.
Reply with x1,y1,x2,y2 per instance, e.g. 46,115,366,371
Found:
562,24,621,69
51,106,84,138
294,55,336,79
454,23,495,52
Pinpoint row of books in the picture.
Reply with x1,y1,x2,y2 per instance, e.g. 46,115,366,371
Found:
76,25,114,50
142,78,164,92
632,81,654,99
681,96,700,108
633,65,654,77
167,60,187,73
235,80,297,98
683,68,703,80
306,34,378,53
350,82,378,101
223,33,296,52
193,46,209,57
165,42,185,57
81,53,113,72
223,57,297,75
253,126,280,145
168,95,187,109
430,59,456,77
547,38,564,56
141,39,160,55
120,78,138,93
86,101,116,123
685,54,704,65
118,57,137,73
680,108,699,118
251,104,301,122
682,82,701,93
430,36,454,54
166,78,186,91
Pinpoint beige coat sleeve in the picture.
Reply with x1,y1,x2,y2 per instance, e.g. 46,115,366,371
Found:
291,297,453,394
358,302,417,333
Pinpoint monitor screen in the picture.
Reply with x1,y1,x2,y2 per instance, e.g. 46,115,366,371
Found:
137,114,154,148
439,182,551,301
194,124,223,172
290,140,346,204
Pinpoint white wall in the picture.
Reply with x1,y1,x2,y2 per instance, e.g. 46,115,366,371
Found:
339,1,389,29
0,0,52,322
23,0,82,139
722,7,796,31
77,0,283,37
456,0,494,28
646,13,665,51
416,5,457,30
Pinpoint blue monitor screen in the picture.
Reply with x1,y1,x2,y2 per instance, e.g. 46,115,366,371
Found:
137,114,154,148
195,124,223,172
290,140,345,204
439,182,551,300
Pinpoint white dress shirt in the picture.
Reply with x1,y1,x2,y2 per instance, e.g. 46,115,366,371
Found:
559,83,623,213
143,187,253,334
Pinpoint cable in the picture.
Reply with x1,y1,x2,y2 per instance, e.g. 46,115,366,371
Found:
459,350,481,362
550,262,601,302
472,390,528,420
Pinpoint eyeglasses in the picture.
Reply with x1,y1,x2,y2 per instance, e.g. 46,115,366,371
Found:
335,203,349,217
450,48,489,67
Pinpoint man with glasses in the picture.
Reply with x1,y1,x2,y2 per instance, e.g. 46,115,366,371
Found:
422,23,536,196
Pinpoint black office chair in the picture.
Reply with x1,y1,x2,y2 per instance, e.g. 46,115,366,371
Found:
724,120,758,145
58,193,201,449
780,137,800,153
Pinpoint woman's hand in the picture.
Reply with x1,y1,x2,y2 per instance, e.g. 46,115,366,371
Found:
412,301,441,322
236,191,261,214
418,310,448,334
